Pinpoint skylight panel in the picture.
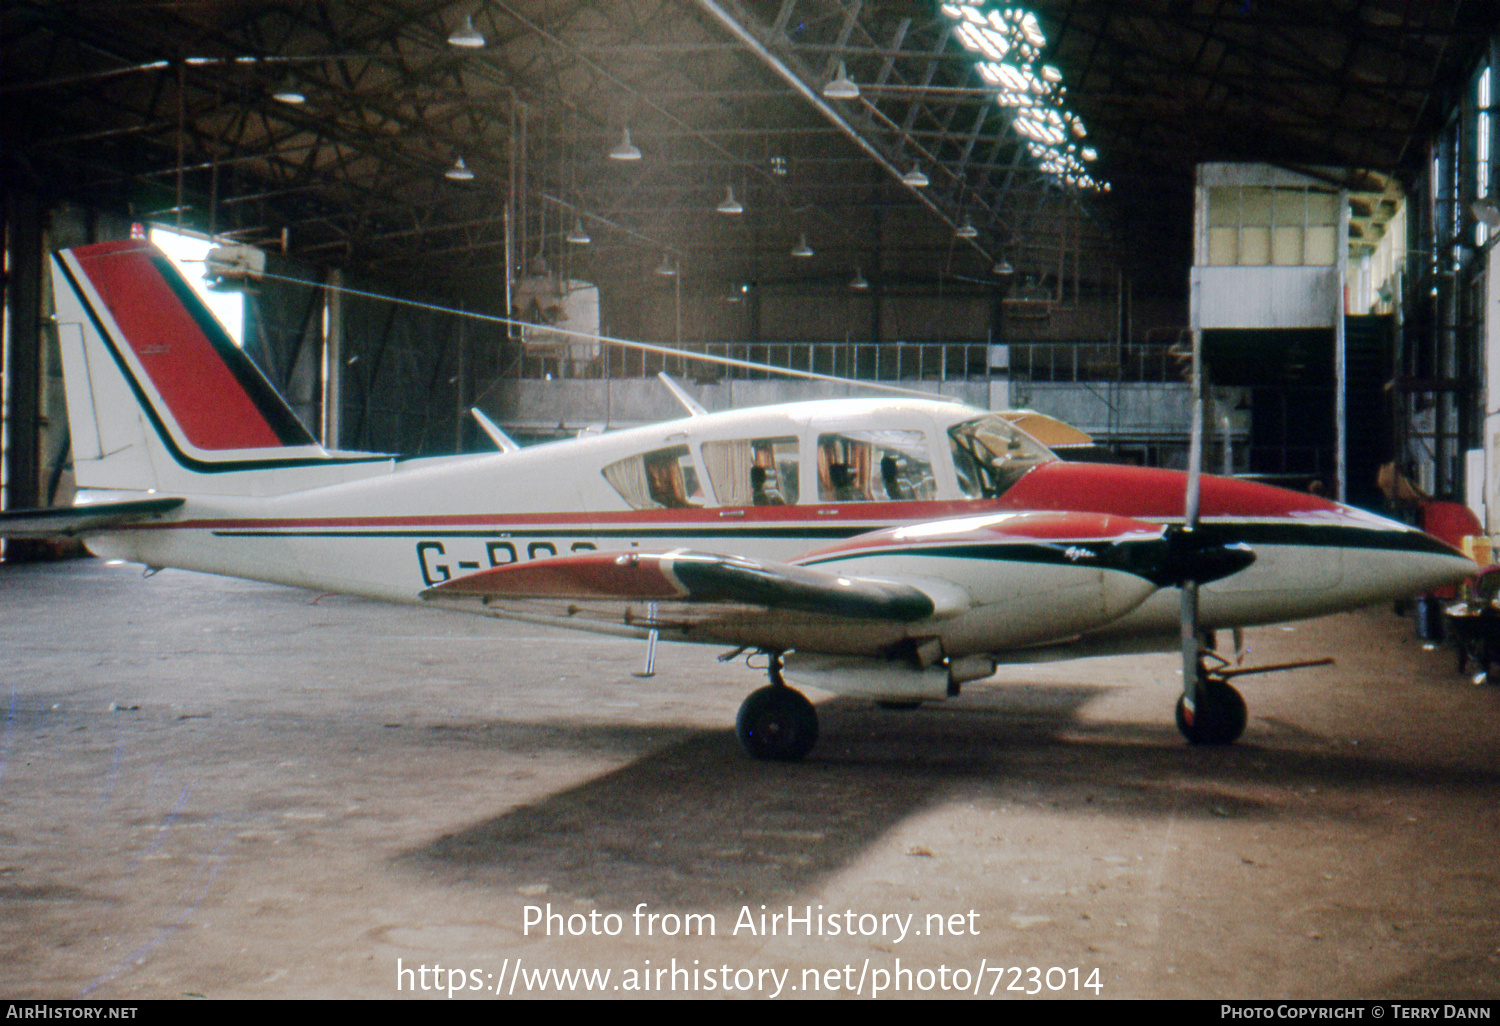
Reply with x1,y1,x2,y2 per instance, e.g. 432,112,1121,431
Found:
994,62,1030,93
1478,66,1491,246
955,21,1009,61
940,4,1107,192
1018,11,1047,48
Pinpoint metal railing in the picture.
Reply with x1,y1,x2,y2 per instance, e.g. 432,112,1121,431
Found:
507,338,1190,385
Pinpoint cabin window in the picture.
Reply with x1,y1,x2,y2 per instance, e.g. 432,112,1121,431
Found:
948,415,1053,499
816,430,934,502
602,445,705,509
701,437,800,506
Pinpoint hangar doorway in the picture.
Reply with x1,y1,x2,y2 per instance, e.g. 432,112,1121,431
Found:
1204,316,1393,512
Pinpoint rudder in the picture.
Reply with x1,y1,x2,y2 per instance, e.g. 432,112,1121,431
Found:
51,239,330,494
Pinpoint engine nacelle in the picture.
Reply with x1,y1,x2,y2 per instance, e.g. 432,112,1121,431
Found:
780,650,997,702
781,652,949,702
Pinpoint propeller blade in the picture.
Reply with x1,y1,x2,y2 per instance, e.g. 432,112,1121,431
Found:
1184,402,1204,529
1181,580,1201,713
1181,323,1206,711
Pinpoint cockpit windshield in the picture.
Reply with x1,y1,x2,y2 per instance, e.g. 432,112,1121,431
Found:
948,414,1056,499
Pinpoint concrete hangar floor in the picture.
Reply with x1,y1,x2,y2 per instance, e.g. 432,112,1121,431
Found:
1,556,1497,1000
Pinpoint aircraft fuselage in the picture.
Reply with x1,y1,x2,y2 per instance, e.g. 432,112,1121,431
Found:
79,400,1470,661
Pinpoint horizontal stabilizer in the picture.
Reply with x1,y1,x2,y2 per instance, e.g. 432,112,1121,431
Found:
423,548,960,623
0,497,185,538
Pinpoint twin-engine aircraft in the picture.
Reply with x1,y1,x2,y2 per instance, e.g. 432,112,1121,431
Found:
1,239,1475,760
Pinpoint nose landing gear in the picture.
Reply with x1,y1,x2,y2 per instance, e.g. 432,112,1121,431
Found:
1176,650,1333,746
1176,670,1248,745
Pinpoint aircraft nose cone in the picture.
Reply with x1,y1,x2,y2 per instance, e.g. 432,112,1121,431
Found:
1328,506,1477,604
1411,547,1481,595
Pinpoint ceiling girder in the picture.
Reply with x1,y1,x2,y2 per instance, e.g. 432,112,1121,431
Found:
1,0,1495,296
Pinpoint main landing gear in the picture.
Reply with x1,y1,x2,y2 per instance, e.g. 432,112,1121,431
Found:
735,655,818,762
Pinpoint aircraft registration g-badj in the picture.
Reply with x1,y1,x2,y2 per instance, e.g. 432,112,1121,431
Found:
1,239,1477,760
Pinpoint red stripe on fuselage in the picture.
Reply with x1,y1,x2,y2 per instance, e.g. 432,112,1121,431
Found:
117,464,1339,536
123,474,1333,536
72,240,285,451
138,500,986,532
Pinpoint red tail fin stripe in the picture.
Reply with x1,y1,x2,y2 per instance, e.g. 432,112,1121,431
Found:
72,241,287,451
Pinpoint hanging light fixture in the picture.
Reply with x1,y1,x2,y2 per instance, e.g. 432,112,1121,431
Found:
716,185,743,215
566,218,591,245
849,266,870,290
609,127,641,161
447,13,485,48
955,216,978,239
656,252,677,276
823,60,860,100
271,78,305,104
445,155,474,181
992,258,1015,276
790,234,814,258
900,163,929,188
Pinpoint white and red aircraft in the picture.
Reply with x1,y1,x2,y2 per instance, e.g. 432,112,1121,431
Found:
1,239,1476,760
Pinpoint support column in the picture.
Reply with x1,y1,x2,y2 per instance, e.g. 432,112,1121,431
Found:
321,267,342,450
1336,187,1350,503
2,192,46,561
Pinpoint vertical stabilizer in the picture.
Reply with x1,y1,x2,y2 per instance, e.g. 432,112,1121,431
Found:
51,240,338,494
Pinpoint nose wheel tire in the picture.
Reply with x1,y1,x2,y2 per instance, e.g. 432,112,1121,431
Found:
736,684,819,762
1175,678,1247,745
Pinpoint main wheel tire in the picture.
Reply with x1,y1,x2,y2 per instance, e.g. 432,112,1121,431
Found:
736,685,819,762
1175,679,1248,745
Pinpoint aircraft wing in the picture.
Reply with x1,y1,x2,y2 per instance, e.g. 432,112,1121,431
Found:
421,548,972,649
0,497,185,538
420,509,1257,658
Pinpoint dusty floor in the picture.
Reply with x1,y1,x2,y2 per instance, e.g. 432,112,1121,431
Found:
1,557,1498,1000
